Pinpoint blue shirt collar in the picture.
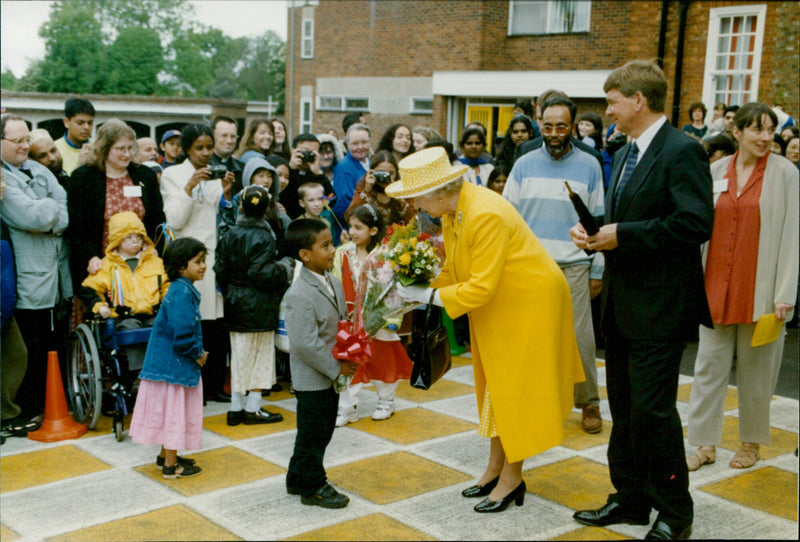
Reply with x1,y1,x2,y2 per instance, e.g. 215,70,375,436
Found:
62,133,84,149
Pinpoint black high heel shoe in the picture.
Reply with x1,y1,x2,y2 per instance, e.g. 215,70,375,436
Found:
474,481,526,513
461,476,499,498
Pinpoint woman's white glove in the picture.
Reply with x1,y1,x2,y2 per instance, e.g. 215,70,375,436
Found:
396,285,443,307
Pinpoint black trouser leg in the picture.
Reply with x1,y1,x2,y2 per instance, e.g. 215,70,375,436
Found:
201,319,228,398
287,386,339,495
13,308,59,418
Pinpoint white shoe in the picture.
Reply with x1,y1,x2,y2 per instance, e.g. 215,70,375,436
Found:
371,400,395,421
335,406,358,427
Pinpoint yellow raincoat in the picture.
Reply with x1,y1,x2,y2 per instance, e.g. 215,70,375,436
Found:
433,182,584,462
81,212,169,317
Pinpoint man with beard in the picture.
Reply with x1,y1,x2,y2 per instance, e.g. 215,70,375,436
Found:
28,129,69,189
503,96,605,435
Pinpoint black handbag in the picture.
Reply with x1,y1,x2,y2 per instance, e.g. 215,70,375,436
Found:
408,290,452,390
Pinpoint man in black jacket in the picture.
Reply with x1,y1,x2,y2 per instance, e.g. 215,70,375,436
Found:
210,116,245,193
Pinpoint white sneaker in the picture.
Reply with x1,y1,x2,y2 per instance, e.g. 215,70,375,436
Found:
335,406,358,427
371,400,395,421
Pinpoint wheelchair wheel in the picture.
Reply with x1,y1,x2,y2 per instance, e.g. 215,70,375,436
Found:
113,415,124,442
68,324,103,429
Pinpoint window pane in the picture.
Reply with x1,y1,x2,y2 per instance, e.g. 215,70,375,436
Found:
345,97,369,110
318,96,342,110
510,0,548,34
302,20,312,38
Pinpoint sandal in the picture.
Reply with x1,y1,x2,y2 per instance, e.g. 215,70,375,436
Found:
162,463,202,479
686,446,716,471
156,455,196,470
730,442,760,469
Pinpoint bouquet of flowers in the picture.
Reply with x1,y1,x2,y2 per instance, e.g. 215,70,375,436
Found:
357,219,443,336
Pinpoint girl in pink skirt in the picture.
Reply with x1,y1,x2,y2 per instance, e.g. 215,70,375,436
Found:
129,237,208,478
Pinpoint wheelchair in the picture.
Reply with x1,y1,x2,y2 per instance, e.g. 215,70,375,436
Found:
66,316,152,442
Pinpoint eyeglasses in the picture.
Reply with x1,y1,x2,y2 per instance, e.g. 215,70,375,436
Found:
541,125,572,136
2,135,31,145
110,145,135,154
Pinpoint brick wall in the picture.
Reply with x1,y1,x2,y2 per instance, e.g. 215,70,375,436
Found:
287,1,799,138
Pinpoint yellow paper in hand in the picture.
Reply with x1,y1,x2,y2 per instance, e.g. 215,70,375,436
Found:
751,313,782,347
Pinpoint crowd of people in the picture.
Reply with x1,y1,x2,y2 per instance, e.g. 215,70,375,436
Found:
1,59,797,534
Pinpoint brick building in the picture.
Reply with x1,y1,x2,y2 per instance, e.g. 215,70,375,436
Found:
285,0,799,148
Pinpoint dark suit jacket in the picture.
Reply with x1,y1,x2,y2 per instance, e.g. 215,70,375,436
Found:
67,163,165,289
598,121,713,341
210,153,244,194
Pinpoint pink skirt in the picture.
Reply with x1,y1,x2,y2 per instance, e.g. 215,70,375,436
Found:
129,378,204,451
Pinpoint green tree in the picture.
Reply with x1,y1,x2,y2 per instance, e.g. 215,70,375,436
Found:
104,27,164,95
35,1,105,93
1,70,18,91
237,30,286,106
169,26,248,98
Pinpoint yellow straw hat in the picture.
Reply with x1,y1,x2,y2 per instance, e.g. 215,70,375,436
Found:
385,147,469,199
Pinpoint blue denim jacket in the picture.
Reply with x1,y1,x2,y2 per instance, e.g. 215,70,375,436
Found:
139,277,203,387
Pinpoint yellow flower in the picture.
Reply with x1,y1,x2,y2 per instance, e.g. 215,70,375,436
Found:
398,253,411,266
250,196,260,205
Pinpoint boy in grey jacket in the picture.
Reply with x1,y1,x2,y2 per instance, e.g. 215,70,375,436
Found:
284,219,358,508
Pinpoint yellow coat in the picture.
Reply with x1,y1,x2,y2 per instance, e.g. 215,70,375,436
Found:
433,182,583,462
81,212,169,318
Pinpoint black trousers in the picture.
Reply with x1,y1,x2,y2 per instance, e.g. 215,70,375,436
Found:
201,319,228,398
14,307,70,418
604,322,693,526
286,385,339,496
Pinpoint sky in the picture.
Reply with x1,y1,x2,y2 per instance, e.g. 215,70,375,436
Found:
0,0,288,78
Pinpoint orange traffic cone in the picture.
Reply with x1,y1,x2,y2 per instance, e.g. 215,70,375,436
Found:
28,351,88,442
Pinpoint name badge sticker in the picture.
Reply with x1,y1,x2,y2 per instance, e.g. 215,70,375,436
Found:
123,185,143,198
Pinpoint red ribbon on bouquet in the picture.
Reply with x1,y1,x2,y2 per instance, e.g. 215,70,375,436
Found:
332,320,372,363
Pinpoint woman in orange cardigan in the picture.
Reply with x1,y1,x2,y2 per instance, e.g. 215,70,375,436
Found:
389,148,583,513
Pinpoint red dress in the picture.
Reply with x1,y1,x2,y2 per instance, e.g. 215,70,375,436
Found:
339,246,413,384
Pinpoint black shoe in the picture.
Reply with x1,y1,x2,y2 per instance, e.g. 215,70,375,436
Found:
207,392,232,403
573,501,650,527
243,409,283,425
227,410,244,426
271,383,283,392
162,463,202,479
645,519,692,539
261,389,271,397
462,476,499,498
301,483,349,508
156,455,196,470
474,481,526,513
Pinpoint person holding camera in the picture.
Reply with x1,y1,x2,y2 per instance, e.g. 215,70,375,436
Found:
280,134,335,220
161,123,234,405
344,150,415,228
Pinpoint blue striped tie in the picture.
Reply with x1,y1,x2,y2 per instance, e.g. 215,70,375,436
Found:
614,142,639,212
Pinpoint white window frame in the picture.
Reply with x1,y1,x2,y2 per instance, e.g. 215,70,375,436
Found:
300,97,313,134
344,96,370,112
410,96,434,115
301,17,314,59
315,95,370,112
508,0,591,36
701,4,766,108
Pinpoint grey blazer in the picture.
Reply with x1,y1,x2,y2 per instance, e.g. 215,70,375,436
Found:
285,265,347,391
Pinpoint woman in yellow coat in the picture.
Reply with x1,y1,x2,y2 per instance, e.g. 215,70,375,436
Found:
389,147,583,513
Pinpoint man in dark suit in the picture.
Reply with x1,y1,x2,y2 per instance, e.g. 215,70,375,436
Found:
570,60,713,540
210,116,245,193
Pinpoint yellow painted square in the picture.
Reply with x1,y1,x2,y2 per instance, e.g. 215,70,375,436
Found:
549,526,632,540
523,456,614,511
683,416,797,459
134,446,284,497
394,379,475,403
264,389,296,403
677,384,738,410
80,413,133,438
49,504,241,541
346,407,476,445
1,524,20,541
204,406,295,440
451,355,472,367
327,451,471,505
598,386,608,400
0,445,111,493
596,360,605,368
560,411,612,450
283,512,435,541
700,466,798,521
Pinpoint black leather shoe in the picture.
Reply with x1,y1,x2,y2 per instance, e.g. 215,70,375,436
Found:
462,476,499,498
474,481,526,513
573,501,650,527
227,410,243,426
645,520,692,539
243,409,283,425
208,392,232,403
301,483,349,508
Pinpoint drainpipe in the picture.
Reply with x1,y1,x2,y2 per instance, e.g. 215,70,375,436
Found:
671,0,690,126
288,3,295,139
657,0,669,69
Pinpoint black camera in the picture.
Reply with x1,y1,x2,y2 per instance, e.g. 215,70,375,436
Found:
372,170,391,194
300,150,316,163
207,165,227,179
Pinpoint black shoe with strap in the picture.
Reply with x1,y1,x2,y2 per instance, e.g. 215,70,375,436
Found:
301,483,349,509
156,455,196,470
243,409,283,425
